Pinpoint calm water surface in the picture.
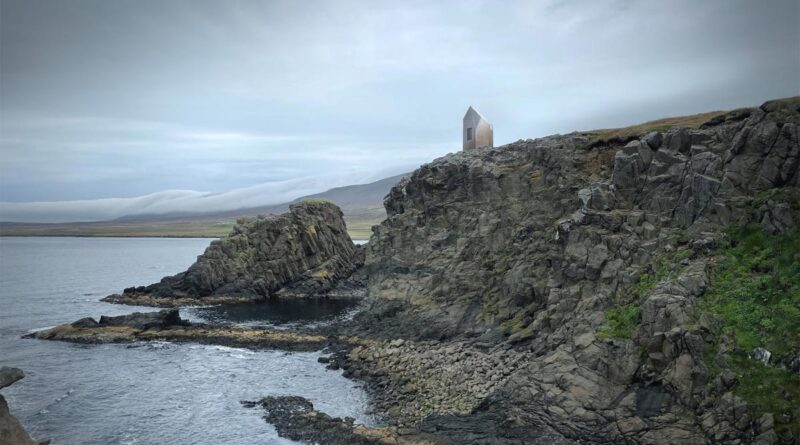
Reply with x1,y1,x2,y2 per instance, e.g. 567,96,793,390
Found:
0,237,373,444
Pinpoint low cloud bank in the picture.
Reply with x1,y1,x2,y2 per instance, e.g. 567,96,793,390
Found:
0,175,358,223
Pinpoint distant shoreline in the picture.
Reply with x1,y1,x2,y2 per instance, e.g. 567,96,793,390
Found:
0,218,375,241
0,234,370,242
0,234,220,239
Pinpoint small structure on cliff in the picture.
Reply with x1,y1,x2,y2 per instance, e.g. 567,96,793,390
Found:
463,106,493,151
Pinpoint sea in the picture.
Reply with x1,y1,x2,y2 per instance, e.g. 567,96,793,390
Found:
0,236,374,444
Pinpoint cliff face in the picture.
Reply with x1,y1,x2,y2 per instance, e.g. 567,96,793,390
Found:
361,98,800,443
105,200,364,305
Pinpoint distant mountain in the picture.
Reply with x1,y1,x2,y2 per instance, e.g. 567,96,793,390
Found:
0,173,409,239
114,173,408,222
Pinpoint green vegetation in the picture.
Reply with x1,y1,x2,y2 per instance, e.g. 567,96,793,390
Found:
597,304,641,339
703,221,800,438
599,246,692,339
703,224,800,355
300,198,333,204
632,248,691,298
346,222,374,241
728,352,800,438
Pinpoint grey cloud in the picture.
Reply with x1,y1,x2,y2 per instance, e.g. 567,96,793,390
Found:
1,0,797,218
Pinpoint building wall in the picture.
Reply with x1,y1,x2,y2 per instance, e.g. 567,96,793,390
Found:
474,119,493,150
463,110,493,151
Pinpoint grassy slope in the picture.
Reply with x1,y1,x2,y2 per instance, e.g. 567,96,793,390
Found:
581,110,731,147
703,219,800,438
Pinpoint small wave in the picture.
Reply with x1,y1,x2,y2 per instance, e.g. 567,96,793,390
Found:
37,388,75,414
188,344,254,355
26,325,57,334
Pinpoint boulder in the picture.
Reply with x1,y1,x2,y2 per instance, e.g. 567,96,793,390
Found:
0,367,24,390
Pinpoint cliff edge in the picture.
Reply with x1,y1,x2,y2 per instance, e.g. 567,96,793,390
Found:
351,97,799,444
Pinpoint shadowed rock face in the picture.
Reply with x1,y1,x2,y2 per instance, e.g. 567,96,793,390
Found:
360,98,800,443
104,201,365,306
366,98,799,339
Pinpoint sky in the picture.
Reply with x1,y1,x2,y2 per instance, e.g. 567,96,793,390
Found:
1,0,798,222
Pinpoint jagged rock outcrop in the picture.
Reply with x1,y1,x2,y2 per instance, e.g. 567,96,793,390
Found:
0,367,47,445
103,201,365,306
243,396,434,445
26,309,327,350
358,98,800,444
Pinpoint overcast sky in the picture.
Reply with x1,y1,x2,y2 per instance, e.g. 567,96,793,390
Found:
1,0,798,221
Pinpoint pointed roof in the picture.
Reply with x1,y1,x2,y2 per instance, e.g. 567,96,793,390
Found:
464,106,489,122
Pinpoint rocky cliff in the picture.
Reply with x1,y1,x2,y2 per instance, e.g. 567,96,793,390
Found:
104,200,364,306
356,98,800,443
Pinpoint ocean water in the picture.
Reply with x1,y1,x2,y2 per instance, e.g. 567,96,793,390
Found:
0,237,373,444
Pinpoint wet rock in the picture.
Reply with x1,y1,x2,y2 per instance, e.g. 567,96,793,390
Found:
244,396,422,445
26,312,327,351
98,309,185,330
0,367,24,390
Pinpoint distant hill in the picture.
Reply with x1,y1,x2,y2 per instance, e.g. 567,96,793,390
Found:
0,173,409,239
123,172,408,222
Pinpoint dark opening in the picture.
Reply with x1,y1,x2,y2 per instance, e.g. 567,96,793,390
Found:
466,127,473,141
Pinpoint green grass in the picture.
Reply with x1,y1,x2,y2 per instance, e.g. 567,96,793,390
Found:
597,304,641,339
300,198,333,204
599,247,691,339
728,352,800,438
703,224,800,355
582,110,729,147
632,248,692,298
703,222,800,438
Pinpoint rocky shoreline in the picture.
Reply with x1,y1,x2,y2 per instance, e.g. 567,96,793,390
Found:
18,98,800,444
25,309,329,351
243,396,435,445
100,292,262,307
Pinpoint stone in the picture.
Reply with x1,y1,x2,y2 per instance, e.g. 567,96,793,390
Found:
665,127,692,154
98,309,184,330
0,367,24,390
103,201,365,306
750,347,771,364
644,131,663,150
70,317,100,328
